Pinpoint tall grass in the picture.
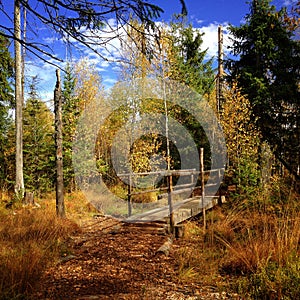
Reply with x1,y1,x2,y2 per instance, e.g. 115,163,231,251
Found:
0,205,78,299
176,179,300,299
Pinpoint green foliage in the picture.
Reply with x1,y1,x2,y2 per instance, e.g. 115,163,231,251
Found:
175,178,300,299
0,33,14,191
52,0,164,33
64,59,106,190
0,121,14,192
164,19,215,169
168,18,215,95
0,32,13,106
62,63,78,191
23,76,55,194
62,60,105,191
227,0,300,181
235,257,300,299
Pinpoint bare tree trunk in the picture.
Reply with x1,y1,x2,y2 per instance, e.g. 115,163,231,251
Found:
14,0,24,198
54,69,65,218
21,4,26,101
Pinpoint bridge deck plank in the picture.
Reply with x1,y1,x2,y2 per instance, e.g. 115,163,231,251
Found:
126,196,219,225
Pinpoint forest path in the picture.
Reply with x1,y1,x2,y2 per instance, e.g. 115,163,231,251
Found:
34,216,233,300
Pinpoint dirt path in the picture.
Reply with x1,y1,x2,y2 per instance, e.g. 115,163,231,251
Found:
34,216,234,299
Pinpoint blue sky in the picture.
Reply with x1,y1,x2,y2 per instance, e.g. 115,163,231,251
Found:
1,0,297,101
161,0,249,25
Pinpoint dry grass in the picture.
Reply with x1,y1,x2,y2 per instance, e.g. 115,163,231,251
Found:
218,210,300,273
176,218,228,288
0,197,81,299
176,185,300,299
63,191,100,223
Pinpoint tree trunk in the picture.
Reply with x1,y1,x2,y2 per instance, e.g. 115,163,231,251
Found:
21,4,26,103
54,69,65,218
14,0,24,198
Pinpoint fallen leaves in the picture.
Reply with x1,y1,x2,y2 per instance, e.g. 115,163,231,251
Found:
34,216,239,299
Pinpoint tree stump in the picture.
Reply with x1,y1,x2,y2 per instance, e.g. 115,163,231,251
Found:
24,191,34,205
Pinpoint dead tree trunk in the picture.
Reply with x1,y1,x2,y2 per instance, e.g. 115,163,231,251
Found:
54,69,65,218
14,0,24,199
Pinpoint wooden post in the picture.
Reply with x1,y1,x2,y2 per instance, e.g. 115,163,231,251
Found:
128,174,132,217
191,173,194,197
175,224,185,238
167,172,174,233
54,69,65,218
217,25,224,113
200,148,206,230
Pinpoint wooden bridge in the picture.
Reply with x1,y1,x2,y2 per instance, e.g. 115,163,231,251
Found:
126,194,221,224
118,164,225,231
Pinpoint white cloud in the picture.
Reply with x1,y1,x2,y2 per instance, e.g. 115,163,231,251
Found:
196,19,205,25
196,22,232,59
24,62,56,104
103,77,117,89
25,19,235,98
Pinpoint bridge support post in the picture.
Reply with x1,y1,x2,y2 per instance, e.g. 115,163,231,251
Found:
200,148,206,230
167,173,174,233
128,174,132,217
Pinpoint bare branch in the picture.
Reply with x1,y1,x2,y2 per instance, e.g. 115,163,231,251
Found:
0,0,186,67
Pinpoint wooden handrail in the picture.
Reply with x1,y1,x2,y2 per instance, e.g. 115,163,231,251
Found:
118,167,225,178
121,166,225,228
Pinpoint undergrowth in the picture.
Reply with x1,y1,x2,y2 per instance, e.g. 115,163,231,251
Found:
176,178,300,299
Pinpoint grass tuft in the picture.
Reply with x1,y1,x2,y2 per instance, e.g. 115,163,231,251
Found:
0,203,79,299
175,182,300,299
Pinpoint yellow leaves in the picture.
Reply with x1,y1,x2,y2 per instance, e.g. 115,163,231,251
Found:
220,82,260,168
129,135,164,173
73,58,104,111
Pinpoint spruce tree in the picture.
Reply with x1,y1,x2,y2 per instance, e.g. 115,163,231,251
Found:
62,63,78,191
168,18,215,95
23,76,55,194
227,0,300,180
0,33,14,189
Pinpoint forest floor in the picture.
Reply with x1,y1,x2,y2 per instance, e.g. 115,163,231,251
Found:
34,215,239,300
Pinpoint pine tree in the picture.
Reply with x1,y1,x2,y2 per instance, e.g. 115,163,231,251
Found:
23,76,55,194
165,18,215,168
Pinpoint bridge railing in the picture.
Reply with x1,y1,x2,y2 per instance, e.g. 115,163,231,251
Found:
117,167,225,227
